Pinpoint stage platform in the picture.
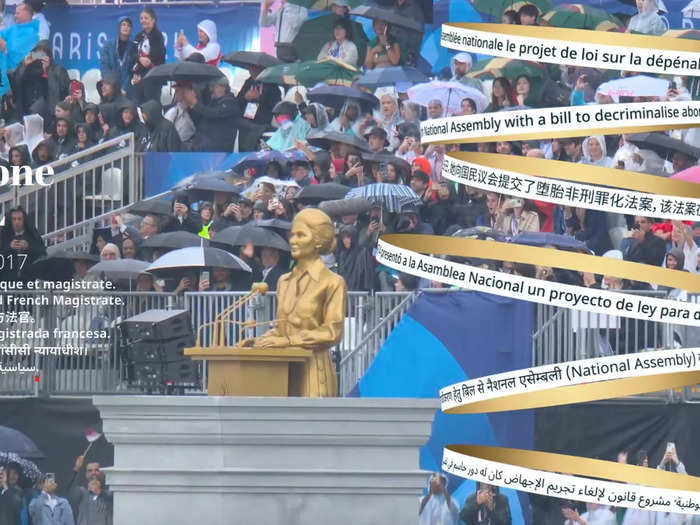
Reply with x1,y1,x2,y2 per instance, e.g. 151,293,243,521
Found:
94,395,439,524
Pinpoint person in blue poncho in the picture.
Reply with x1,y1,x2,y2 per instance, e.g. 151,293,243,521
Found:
99,16,136,99
266,101,309,151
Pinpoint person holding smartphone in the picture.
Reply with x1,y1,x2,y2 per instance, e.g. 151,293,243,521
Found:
657,442,686,474
460,482,511,525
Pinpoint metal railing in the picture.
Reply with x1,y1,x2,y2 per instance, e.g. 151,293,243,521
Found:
0,134,137,238
1,287,697,399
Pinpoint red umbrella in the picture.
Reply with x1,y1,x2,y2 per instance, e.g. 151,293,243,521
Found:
671,165,700,184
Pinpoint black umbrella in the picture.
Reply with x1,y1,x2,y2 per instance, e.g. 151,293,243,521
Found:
296,183,350,203
173,176,242,202
31,250,98,281
356,66,429,87
349,5,424,31
146,246,252,277
140,231,203,250
512,232,589,252
361,152,411,172
128,199,173,217
222,50,282,69
452,226,507,242
0,426,43,458
87,259,151,281
172,171,229,191
252,218,292,231
625,132,700,160
0,452,42,488
319,197,372,216
306,129,370,151
213,225,290,251
143,62,224,83
308,84,378,113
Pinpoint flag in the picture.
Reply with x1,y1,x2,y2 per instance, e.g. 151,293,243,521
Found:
0,20,40,97
85,428,101,443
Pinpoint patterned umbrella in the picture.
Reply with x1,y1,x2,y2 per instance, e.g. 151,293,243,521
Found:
468,57,550,80
471,0,552,17
257,58,360,87
0,452,42,488
541,4,623,31
345,183,421,212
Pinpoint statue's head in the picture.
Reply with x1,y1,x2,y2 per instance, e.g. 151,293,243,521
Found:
290,208,336,260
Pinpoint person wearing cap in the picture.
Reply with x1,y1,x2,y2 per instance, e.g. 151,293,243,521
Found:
161,193,200,234
267,100,310,151
182,76,239,152
175,19,221,66
289,158,312,187
395,203,433,234
259,0,307,62
317,17,358,66
138,100,182,152
364,126,389,153
450,52,483,92
99,16,136,98
218,196,254,229
236,62,282,152
364,18,400,69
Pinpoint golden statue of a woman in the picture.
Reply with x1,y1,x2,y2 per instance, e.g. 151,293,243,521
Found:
240,208,346,397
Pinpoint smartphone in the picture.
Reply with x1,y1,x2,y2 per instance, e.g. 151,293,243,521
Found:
669,81,677,91
201,270,209,283
666,442,675,453
270,197,279,208
31,51,47,61
504,198,524,209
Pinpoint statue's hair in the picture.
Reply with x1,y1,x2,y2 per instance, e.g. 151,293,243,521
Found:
295,208,336,255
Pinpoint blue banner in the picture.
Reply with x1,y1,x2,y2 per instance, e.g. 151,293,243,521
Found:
349,291,535,525
44,4,260,74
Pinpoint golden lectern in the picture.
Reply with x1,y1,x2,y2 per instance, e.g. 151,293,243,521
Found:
184,209,346,397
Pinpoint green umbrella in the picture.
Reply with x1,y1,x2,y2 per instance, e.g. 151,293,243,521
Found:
293,14,369,65
541,4,623,30
257,58,360,87
468,57,550,80
471,0,552,18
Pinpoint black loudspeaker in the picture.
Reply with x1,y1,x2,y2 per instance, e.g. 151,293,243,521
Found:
120,309,200,392
121,310,192,341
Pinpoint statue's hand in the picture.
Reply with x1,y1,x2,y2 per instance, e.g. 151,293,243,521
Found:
239,338,255,347
255,336,289,348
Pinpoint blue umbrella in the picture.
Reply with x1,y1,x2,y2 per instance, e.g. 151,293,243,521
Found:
355,66,429,88
0,426,43,458
345,183,421,212
233,150,291,175
511,232,589,251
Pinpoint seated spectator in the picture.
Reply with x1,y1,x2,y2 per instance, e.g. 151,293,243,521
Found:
409,169,431,204
267,101,309,151
0,210,46,281
120,236,139,259
426,99,444,120
29,475,75,525
625,215,666,266
215,196,254,229
364,19,400,69
460,482,511,525
494,197,540,235
138,100,182,152
184,77,239,152
326,101,362,135
161,193,200,234
395,203,433,234
301,102,329,131
317,18,358,66
236,63,281,152
579,135,613,167
49,117,76,159
83,103,101,141
74,123,95,154
450,53,483,92
565,207,612,256
485,77,517,112
139,214,159,240
517,3,539,25
514,74,536,107
97,74,127,107
100,243,120,261
175,19,221,66
626,0,665,35
364,126,390,153
289,158,312,187
65,80,87,125
31,138,54,168
99,16,136,99
260,246,286,291
337,224,375,291
11,41,69,124
108,101,145,143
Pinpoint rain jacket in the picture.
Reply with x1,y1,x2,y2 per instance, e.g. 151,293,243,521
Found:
139,100,182,152
175,19,221,66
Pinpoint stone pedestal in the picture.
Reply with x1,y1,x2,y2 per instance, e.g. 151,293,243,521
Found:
94,396,438,525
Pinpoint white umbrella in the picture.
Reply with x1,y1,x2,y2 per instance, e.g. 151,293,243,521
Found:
682,0,700,17
146,246,252,277
407,80,488,115
595,75,671,102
